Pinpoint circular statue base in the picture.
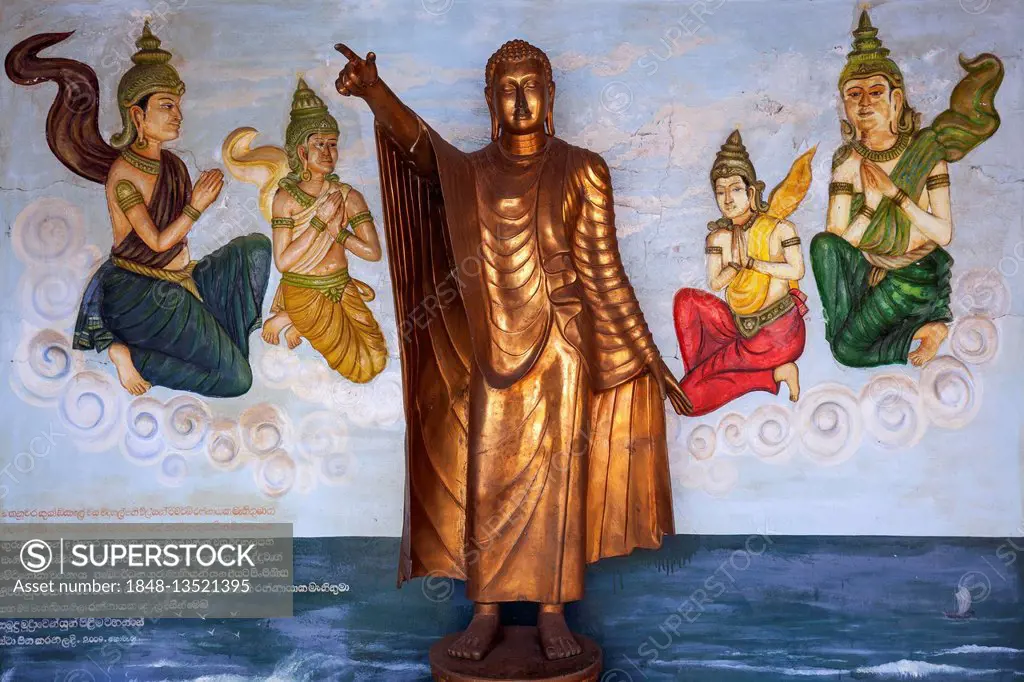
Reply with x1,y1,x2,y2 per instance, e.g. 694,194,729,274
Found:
429,626,602,682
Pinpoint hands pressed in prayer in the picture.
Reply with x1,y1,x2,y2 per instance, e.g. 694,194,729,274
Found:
860,159,895,208
334,43,379,98
316,190,345,229
191,169,224,213
649,358,692,416
730,225,747,268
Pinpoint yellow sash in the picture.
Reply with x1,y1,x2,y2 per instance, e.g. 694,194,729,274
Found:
724,146,816,316
726,215,799,315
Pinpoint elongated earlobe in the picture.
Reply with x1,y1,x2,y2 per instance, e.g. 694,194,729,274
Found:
485,88,499,141
546,84,556,136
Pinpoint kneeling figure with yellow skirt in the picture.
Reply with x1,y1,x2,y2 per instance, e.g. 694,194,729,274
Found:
224,78,387,383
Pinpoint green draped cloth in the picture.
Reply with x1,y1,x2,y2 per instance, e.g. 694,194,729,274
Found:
811,53,1003,368
75,235,271,396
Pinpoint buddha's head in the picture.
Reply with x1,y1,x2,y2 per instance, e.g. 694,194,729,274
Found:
286,78,340,180
710,130,766,221
839,11,918,139
484,39,555,141
112,21,186,149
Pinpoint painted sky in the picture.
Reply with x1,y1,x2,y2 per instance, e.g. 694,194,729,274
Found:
1,0,1021,537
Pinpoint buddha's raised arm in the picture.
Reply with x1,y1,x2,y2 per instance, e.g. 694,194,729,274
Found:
334,44,435,175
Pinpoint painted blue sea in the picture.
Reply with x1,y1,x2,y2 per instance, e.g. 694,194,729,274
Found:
1,536,1021,681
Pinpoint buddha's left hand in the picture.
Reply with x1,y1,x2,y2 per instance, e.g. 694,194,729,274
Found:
650,358,692,416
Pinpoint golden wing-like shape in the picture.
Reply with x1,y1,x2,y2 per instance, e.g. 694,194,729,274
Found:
222,127,289,222
766,146,817,221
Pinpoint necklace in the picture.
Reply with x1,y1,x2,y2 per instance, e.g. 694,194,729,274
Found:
734,211,759,231
280,178,316,209
121,147,161,175
851,132,911,164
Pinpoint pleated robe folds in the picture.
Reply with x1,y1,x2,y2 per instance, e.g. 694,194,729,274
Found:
376,122,673,604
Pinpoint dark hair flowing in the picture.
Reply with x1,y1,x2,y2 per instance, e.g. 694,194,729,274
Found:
5,32,118,184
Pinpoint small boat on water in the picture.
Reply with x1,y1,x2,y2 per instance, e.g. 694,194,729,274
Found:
944,586,975,620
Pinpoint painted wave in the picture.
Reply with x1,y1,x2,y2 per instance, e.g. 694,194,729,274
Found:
653,657,1020,679
853,659,1008,678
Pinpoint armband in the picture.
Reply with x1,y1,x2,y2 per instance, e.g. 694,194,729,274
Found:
828,182,854,196
271,217,295,230
926,174,950,190
781,237,801,248
704,246,723,255
115,180,144,213
347,211,373,229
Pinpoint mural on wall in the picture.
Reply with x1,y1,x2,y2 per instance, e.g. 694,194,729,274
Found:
812,11,1003,369
673,131,813,416
0,0,1022,678
7,24,272,398
223,78,388,383
0,0,1019,538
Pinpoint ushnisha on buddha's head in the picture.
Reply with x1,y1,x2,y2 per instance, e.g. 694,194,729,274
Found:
285,78,340,180
111,21,186,150
710,130,767,222
484,39,555,141
839,11,919,139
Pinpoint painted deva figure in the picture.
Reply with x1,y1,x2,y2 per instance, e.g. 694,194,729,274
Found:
5,23,271,396
223,78,387,383
335,39,687,661
674,131,814,416
811,11,1003,368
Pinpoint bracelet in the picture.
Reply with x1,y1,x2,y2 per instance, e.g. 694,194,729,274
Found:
728,261,743,271
745,256,755,270
856,204,876,221
335,229,354,246
182,204,202,221
310,216,327,233
893,188,910,209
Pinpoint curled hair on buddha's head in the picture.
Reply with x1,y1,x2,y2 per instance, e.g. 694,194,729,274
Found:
484,39,555,139
710,130,768,213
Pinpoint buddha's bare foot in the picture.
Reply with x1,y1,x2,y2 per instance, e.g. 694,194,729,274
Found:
538,610,581,660
283,325,302,350
446,612,500,661
109,343,150,396
261,313,290,345
773,362,800,402
909,322,948,367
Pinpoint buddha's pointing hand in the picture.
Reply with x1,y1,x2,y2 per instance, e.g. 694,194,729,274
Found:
335,43,379,98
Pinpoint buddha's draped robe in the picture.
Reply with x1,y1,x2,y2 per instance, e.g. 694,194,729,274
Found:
270,181,387,384
811,53,1003,368
376,122,673,603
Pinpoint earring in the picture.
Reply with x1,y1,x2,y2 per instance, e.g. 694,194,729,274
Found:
134,130,148,149
300,167,312,182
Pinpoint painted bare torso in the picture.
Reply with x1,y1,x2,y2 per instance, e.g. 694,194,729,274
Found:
105,157,191,271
